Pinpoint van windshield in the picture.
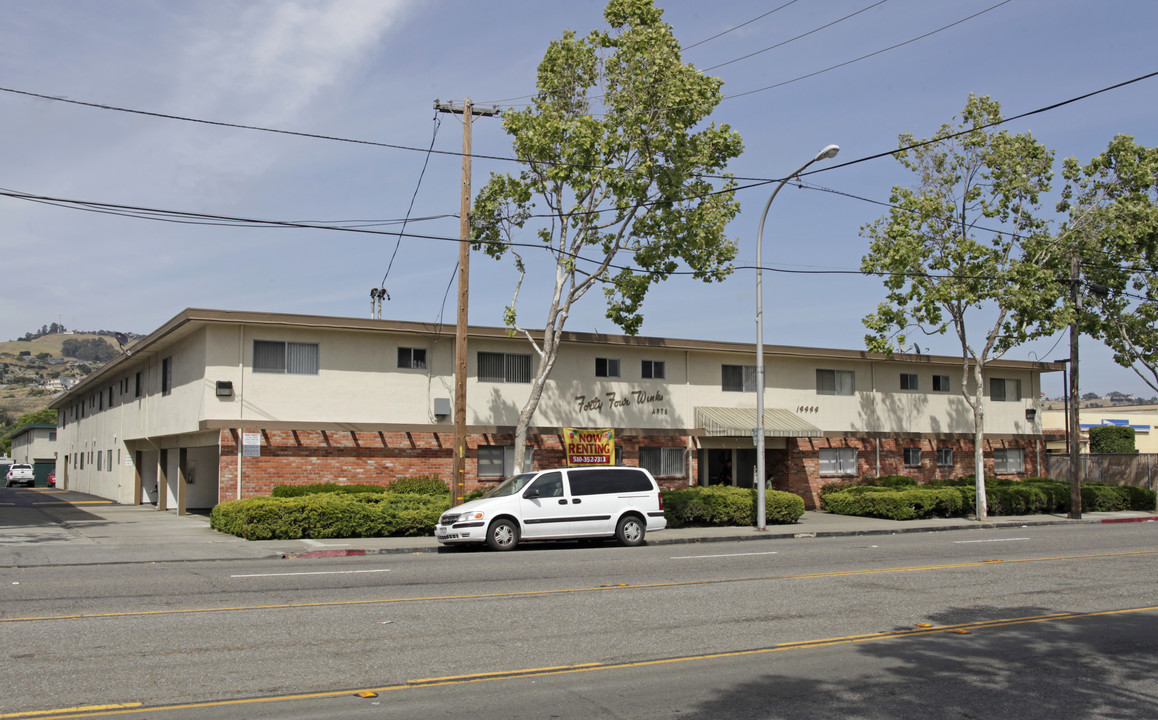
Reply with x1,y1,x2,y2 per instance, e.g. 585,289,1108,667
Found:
483,473,536,498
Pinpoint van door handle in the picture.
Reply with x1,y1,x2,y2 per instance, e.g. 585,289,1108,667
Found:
572,498,582,504
558,499,568,505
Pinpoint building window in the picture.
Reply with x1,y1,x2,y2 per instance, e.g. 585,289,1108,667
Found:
161,357,173,396
722,364,759,392
640,447,685,477
641,360,665,379
903,447,922,466
937,448,953,466
900,373,919,391
477,445,534,478
990,378,1021,402
49,430,57,441
595,357,620,378
254,341,319,375
107,449,113,472
478,352,533,383
135,371,143,398
993,448,1025,473
817,369,855,396
819,448,858,475
933,375,950,393
398,347,427,370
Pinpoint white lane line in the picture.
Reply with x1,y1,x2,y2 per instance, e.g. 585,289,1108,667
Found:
671,551,780,560
954,537,1031,544
231,569,392,578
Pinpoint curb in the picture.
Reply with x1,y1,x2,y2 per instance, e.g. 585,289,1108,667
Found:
1100,516,1158,524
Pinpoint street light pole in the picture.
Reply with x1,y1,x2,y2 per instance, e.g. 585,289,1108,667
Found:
755,144,839,530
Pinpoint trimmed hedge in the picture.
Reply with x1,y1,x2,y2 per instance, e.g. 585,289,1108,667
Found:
822,477,1156,520
662,486,804,528
210,492,451,540
271,482,385,498
384,476,451,496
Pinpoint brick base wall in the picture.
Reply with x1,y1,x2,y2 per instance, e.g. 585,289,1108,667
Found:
214,428,1044,509
216,429,694,503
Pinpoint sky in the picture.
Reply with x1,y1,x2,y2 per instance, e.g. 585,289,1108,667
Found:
1,0,1155,400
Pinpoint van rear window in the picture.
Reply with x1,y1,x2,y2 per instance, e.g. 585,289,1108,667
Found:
568,468,653,496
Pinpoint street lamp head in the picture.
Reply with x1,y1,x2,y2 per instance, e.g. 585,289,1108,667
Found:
814,144,840,161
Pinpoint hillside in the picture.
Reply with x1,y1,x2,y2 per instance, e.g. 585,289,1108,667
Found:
0,332,130,422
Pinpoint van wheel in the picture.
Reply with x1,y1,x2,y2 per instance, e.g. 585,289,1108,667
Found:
486,519,520,551
616,516,646,546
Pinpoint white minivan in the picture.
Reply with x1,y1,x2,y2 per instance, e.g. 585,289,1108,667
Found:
435,466,667,550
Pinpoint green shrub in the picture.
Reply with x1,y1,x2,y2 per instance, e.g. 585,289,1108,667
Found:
1082,483,1157,512
763,490,806,525
819,480,861,501
662,486,804,528
823,487,967,520
384,475,450,496
271,482,385,498
1089,425,1136,454
210,492,452,539
870,475,918,488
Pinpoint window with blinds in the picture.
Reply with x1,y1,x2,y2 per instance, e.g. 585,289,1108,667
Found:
253,340,319,375
478,351,532,383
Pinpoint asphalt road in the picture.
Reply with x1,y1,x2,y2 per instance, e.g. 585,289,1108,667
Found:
3,521,1157,719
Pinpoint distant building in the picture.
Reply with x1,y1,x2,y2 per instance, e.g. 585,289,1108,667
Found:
1042,405,1158,454
50,308,1060,512
4,423,58,486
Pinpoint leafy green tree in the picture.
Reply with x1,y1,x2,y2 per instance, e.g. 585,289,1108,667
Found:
472,0,743,472
860,95,1067,520
1057,135,1158,391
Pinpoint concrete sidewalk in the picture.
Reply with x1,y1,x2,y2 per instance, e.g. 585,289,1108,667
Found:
1,488,1155,567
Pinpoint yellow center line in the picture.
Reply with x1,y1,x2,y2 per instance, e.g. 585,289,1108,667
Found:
3,548,1157,625
9,605,1158,720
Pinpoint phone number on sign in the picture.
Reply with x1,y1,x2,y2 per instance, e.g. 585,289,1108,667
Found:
570,456,610,464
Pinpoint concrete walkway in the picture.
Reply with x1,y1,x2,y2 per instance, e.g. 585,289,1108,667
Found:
2,488,1155,567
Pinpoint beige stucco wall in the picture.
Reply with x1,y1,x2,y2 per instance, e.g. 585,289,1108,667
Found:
53,314,1053,503
9,426,57,464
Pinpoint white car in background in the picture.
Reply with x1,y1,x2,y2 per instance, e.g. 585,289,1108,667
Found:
5,463,35,488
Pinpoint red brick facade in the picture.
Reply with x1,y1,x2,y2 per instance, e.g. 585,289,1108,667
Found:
215,427,1044,510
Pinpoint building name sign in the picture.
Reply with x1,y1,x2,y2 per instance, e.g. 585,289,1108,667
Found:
575,390,667,415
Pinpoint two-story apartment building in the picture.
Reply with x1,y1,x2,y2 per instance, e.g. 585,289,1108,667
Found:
49,308,1059,512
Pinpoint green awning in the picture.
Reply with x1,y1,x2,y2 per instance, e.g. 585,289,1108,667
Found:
695,407,823,438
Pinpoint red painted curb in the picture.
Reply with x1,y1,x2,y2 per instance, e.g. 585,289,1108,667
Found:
291,549,367,558
1100,517,1158,524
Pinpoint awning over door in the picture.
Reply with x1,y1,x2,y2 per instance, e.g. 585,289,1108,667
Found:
695,407,823,438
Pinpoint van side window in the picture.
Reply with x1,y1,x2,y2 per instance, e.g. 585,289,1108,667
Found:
528,472,564,498
568,468,653,495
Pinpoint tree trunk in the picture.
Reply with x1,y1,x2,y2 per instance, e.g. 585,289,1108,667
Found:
972,361,988,521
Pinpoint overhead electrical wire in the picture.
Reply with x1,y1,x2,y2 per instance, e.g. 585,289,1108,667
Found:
676,0,801,51
702,0,888,72
380,110,443,288
724,0,1012,101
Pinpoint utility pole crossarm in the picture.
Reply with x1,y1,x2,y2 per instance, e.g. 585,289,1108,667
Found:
433,99,502,117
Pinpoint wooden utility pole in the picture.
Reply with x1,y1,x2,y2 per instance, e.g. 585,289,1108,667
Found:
434,98,500,505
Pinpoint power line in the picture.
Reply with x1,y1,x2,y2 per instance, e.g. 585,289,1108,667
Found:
682,0,801,51
702,0,888,72
381,110,443,288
